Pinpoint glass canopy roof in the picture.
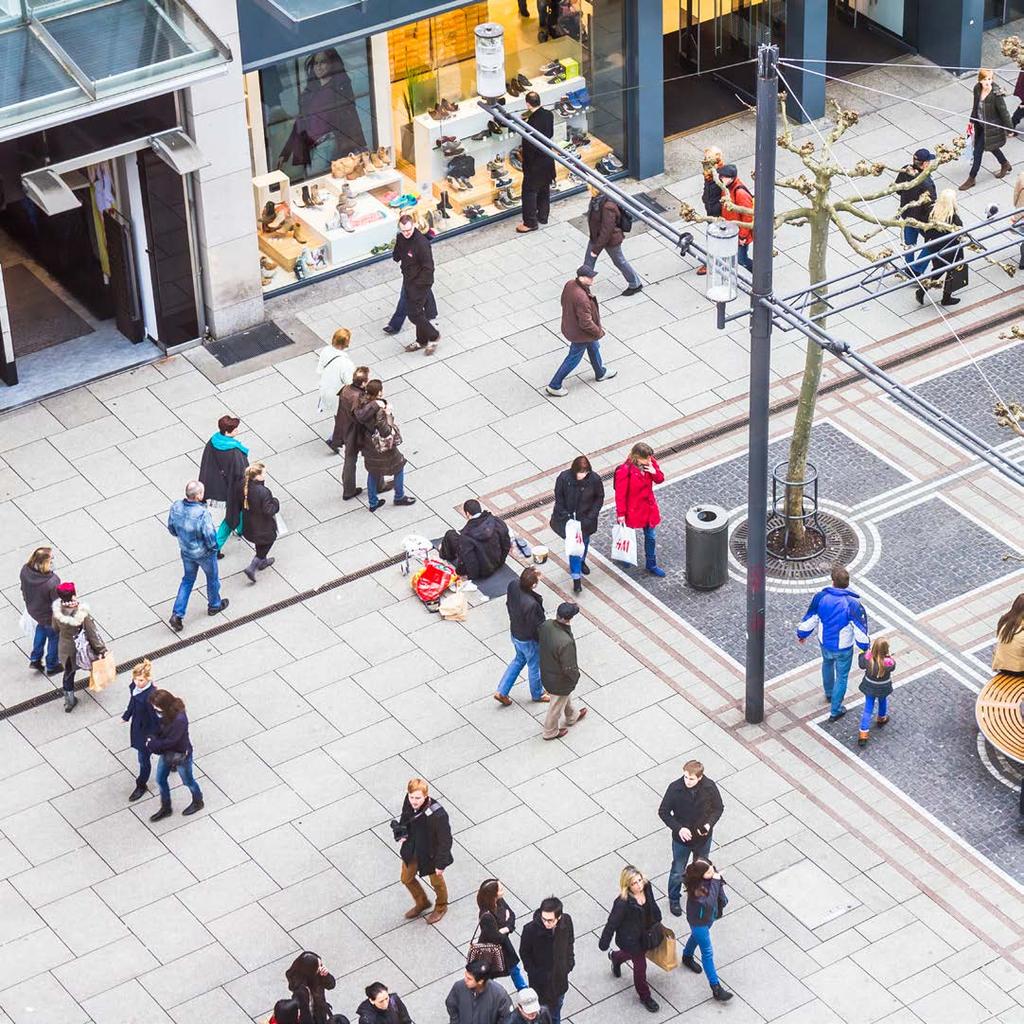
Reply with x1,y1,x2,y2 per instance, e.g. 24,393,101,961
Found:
0,0,229,135
255,0,363,23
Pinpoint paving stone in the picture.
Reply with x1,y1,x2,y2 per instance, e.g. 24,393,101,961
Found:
852,921,955,988
37,888,130,956
0,972,88,1024
140,943,246,1011
93,853,197,917
806,958,902,1024
243,823,331,887
212,785,310,844
178,862,279,924
760,860,862,931
10,846,113,909
207,904,298,972
167,986,252,1024
53,934,159,1002
258,867,362,931
0,803,84,867
123,896,214,964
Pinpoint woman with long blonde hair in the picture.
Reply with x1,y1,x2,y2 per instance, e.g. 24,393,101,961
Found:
961,67,1013,190
123,659,160,802
597,866,663,1012
237,462,280,583
916,188,965,307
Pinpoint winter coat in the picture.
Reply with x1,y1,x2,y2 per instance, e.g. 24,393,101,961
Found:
923,212,965,269
393,229,434,301
893,165,936,219
598,881,662,953
451,512,512,579
722,177,754,244
538,619,579,696
445,978,512,1024
238,478,280,547
398,795,453,877
797,586,871,652
167,499,218,561
587,196,625,255
197,435,249,524
685,876,727,928
336,382,366,453
356,993,412,1024
355,398,406,478
290,974,338,1024
478,899,520,973
858,653,896,698
519,910,575,1005
613,458,664,529
506,580,544,643
701,170,723,217
550,469,604,539
52,599,104,665
658,775,725,847
559,278,604,344
316,345,355,415
1015,71,1024,104
146,709,192,758
20,565,61,627
522,106,556,186
971,84,1013,152
122,682,160,751
993,626,1024,673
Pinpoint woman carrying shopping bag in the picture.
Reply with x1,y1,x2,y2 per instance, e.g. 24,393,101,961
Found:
550,454,604,594
598,866,663,1014
613,443,665,577
51,581,105,713
680,859,733,1002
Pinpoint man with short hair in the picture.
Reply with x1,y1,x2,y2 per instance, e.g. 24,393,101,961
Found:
659,759,725,917
439,499,512,580
519,897,575,1024
392,213,439,355
797,564,871,721
895,148,937,271
546,268,617,397
539,603,587,740
167,481,229,632
396,776,453,924
333,364,369,501
518,92,556,234
446,961,513,1024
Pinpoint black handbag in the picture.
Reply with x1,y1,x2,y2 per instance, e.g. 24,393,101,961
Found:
163,750,186,770
642,923,664,951
946,262,969,294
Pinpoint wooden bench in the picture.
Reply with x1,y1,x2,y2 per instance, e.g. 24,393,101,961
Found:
976,672,1024,764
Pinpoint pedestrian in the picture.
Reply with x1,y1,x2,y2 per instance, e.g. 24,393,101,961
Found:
317,327,355,434
613,442,666,578
145,688,204,821
396,777,452,924
679,859,733,1002
122,659,160,802
717,163,754,270
357,982,413,1024
494,567,548,707
960,68,1013,190
550,454,604,594
332,365,368,500
1011,171,1024,270
993,593,1024,672
696,146,724,276
857,637,896,747
167,481,229,632
476,879,528,989
539,602,588,740
197,415,248,555
354,379,416,512
51,581,105,713
658,759,725,917
440,499,511,580
796,564,871,721
20,545,61,676
519,897,575,1024
915,189,966,307
237,462,280,583
1013,68,1024,128
286,951,341,1024
512,990,551,1024
517,92,556,234
382,283,438,336
445,961,512,1024
597,865,662,1013
392,213,439,354
545,268,616,397
582,186,643,295
894,148,937,270
270,999,301,1024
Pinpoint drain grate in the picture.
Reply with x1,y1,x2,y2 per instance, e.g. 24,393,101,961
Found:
207,321,294,367
730,511,860,581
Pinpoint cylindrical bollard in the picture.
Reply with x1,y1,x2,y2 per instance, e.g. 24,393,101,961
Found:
685,504,729,590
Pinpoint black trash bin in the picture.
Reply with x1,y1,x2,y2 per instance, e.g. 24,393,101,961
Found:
685,504,729,590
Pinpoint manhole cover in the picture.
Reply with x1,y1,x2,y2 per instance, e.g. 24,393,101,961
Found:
731,511,860,581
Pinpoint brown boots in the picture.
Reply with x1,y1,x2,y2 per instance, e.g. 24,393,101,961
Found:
958,176,975,190
404,895,430,919
996,160,1014,179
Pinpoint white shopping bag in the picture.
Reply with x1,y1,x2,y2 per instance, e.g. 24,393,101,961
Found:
611,523,638,566
274,513,289,537
19,607,36,639
564,518,585,559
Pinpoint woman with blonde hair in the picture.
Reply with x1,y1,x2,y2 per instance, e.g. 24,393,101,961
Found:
20,546,61,675
237,462,280,582
122,659,160,801
915,189,965,307
597,866,662,1013
316,327,355,424
960,68,1013,190
613,442,666,577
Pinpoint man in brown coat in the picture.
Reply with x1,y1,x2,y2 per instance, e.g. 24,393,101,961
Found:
545,268,618,397
331,365,369,500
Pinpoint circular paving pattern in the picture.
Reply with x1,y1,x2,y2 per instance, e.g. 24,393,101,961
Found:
730,510,861,582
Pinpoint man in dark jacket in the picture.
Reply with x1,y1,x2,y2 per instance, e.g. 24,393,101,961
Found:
517,92,556,233
392,214,439,354
446,961,512,1024
894,147,937,272
495,567,547,705
197,415,249,554
440,500,511,579
332,365,369,500
659,759,725,916
539,603,587,740
397,777,453,924
582,187,643,296
519,898,575,1024
546,269,617,397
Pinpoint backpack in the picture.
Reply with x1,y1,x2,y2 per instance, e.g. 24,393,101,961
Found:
369,408,402,453
617,206,634,233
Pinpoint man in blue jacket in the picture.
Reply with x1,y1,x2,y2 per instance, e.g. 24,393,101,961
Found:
167,481,229,632
797,565,870,721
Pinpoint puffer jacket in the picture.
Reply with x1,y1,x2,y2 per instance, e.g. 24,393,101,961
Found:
454,511,512,580
796,586,870,652
20,565,61,627
167,500,218,561
51,599,105,665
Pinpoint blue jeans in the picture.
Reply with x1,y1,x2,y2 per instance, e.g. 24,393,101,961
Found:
136,747,152,785
821,646,854,716
737,242,752,270
903,225,925,270
156,753,202,804
172,551,222,618
643,525,657,570
548,995,565,1024
667,834,712,903
568,536,591,579
682,925,719,986
387,286,437,331
367,467,405,504
549,342,606,388
30,624,60,672
497,637,543,699
509,963,528,990
859,694,889,732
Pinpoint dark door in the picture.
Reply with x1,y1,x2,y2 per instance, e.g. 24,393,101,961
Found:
137,149,199,347
104,208,144,343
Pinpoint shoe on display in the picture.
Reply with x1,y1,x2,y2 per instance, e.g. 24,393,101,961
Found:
547,70,567,84
488,120,504,135
441,98,459,114
540,60,561,73
299,184,312,207
510,150,523,171
516,73,532,89
507,79,522,97
494,175,513,189
457,178,472,190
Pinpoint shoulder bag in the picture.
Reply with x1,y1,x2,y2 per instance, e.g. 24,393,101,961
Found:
467,920,507,976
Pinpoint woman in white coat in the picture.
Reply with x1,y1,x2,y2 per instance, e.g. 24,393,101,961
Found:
316,328,355,446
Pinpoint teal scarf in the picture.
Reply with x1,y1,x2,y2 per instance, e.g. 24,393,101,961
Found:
210,433,249,456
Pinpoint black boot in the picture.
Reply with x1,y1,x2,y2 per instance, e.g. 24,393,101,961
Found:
712,984,733,1002
681,955,703,973
63,691,77,713
182,797,205,817
244,557,260,583
129,782,148,802
914,287,925,305
149,801,172,822
301,184,312,207
608,951,621,978
573,578,582,594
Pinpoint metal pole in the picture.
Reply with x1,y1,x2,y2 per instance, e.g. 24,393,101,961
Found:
744,43,778,725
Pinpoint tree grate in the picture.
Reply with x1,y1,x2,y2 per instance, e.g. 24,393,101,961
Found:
730,511,860,581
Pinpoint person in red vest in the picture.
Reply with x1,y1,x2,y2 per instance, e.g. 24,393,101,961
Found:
718,164,754,271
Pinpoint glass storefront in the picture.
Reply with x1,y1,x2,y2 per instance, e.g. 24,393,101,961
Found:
245,0,628,294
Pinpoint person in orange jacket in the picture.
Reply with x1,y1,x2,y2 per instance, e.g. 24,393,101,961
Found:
718,164,754,271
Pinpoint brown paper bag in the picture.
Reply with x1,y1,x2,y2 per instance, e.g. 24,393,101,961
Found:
645,925,677,972
88,652,117,692
439,589,468,621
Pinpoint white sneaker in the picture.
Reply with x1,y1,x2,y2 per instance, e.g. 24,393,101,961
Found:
546,385,568,397
595,368,618,382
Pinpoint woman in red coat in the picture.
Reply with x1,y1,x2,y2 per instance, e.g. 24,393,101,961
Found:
613,442,666,577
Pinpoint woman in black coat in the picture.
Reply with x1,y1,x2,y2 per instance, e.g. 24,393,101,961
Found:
286,951,339,1024
550,454,605,593
598,866,662,1013
476,879,527,989
236,462,280,583
197,415,249,554
356,982,413,1024
915,189,965,308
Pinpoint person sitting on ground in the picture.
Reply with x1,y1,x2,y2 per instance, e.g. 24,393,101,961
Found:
439,499,511,579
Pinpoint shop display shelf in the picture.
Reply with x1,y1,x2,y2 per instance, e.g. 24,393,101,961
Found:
257,219,328,273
